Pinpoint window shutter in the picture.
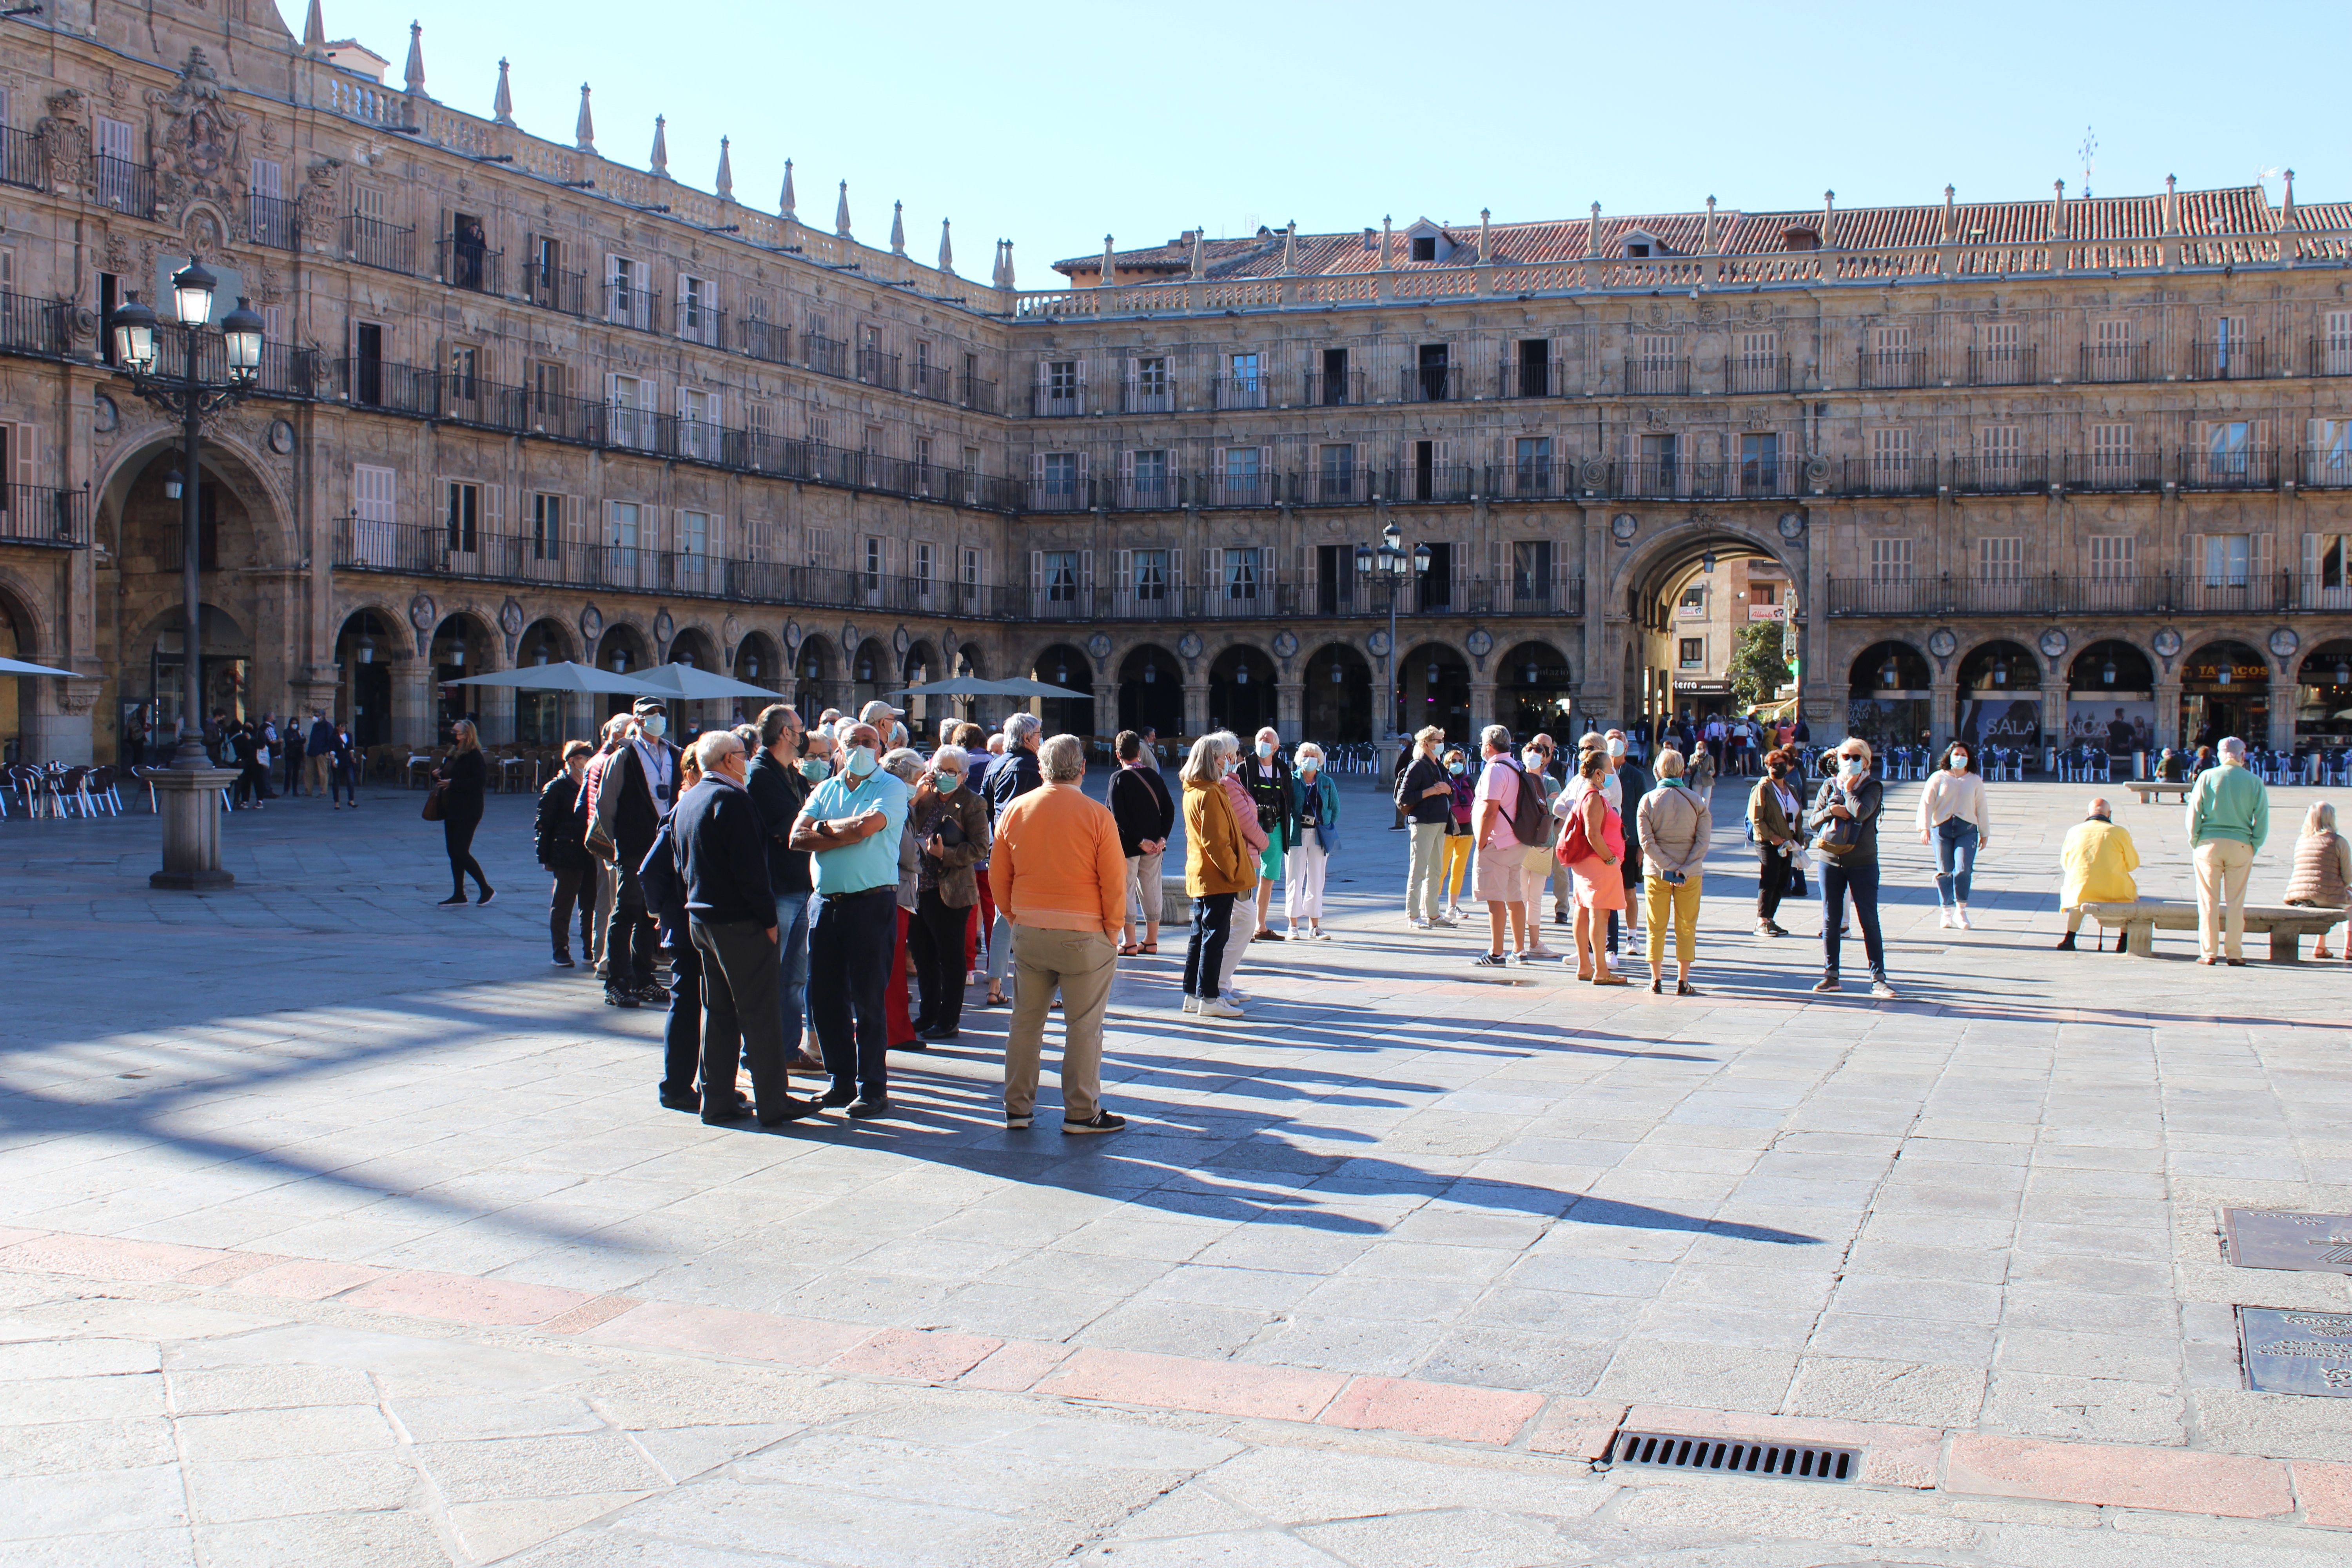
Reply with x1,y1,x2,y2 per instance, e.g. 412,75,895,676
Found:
11,423,34,488
485,483,503,535
1115,547,1131,607
2306,532,2321,609
1077,452,1091,490
2252,532,2274,583
1035,360,1049,394
1259,446,1272,494
2185,531,2204,578
1210,448,1226,480
1030,452,1045,493
1075,358,1088,408
1120,450,1135,486
1125,357,1138,399
1080,549,1094,597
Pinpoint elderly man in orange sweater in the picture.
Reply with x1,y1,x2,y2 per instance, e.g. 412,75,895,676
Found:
987,732,1130,1134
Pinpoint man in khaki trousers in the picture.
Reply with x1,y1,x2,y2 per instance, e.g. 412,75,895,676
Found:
987,734,1131,1134
2185,736,2269,965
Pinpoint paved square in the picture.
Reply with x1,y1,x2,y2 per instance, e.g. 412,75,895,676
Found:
5,771,2352,1562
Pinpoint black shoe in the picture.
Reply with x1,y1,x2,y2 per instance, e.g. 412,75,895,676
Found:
1677,982,1702,997
818,1085,858,1108
2112,935,2130,954
1812,976,1840,993
845,1096,891,1119
476,887,495,906
439,893,467,906
635,983,670,1005
1256,929,1285,942
553,953,575,969
2055,932,2077,951
889,1038,928,1051
605,987,641,1009
757,1097,820,1126
1648,977,1664,993
2225,958,2247,967
1063,1111,1127,1134
1005,1112,1034,1130
918,1024,960,1042
658,1088,701,1112
701,1095,755,1125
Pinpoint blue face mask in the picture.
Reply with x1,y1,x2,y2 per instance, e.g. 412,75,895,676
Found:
799,757,831,782
933,770,960,792
1447,761,1464,776
846,746,878,779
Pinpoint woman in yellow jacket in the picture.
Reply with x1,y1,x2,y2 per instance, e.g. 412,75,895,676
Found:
2056,798,2138,952
1182,731,1256,1019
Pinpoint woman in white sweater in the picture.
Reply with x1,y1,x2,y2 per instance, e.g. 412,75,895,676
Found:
1916,742,1991,929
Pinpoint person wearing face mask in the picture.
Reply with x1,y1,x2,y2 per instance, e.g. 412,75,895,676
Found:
789,720,912,1117
1396,725,1455,929
1285,742,1341,939
1240,727,1296,940
1916,741,1992,929
1181,731,1254,1019
907,744,990,1040
1747,746,1805,937
1441,747,1475,922
1635,748,1711,995
745,703,822,1068
588,697,683,1009
1109,730,1176,956
1515,740,1563,960
536,740,598,967
1807,739,1895,997
979,713,1046,1005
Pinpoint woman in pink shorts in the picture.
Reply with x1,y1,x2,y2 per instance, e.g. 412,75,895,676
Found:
1561,749,1629,985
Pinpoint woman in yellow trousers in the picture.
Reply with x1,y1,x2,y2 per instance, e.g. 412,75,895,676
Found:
1634,748,1712,996
1439,747,1475,920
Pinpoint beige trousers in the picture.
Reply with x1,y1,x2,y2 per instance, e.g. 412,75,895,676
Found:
2193,838,2254,960
1005,925,1117,1122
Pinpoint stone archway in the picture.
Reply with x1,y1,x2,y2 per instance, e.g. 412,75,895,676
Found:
1955,637,2043,754
1031,642,1095,737
1302,642,1372,744
430,613,499,739
2181,640,2270,753
1608,513,1810,741
793,635,835,727
1208,643,1277,738
1118,643,1183,737
1847,639,1933,753
514,618,576,746
2297,639,2352,749
1498,641,1575,742
1396,641,1470,743
332,607,407,748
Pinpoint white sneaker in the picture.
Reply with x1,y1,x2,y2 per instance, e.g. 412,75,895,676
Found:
1182,994,1200,1014
1522,944,1558,961
1955,907,1971,930
1223,988,1249,1004
1937,909,1955,929
1409,916,1430,930
1200,996,1244,1019
1429,916,1456,929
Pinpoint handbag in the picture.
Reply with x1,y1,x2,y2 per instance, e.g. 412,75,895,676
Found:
421,780,447,822
1810,784,1859,858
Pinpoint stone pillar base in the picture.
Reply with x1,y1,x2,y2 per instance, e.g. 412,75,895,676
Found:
146,765,242,890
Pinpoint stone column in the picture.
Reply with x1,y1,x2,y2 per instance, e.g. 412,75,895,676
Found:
1182,678,1209,738
2270,657,2298,752
1467,677,1497,739
1092,680,1118,744
1929,666,1958,754
2040,675,2067,763
2154,673,2183,750
1275,679,1303,746
391,656,433,747
477,683,517,746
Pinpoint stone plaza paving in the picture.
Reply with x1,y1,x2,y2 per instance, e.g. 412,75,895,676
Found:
4,769,2352,1565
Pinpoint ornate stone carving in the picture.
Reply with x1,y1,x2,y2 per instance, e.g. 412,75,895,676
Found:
36,89,91,194
145,49,250,224
408,593,437,632
498,598,525,637
579,603,604,643
295,158,343,247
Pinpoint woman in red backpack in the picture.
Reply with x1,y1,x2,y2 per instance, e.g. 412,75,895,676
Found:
1558,748,1628,985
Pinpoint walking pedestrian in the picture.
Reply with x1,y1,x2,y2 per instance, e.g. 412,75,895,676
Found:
1440,747,1475,922
432,719,494,906
1286,742,1340,939
2186,736,2269,966
908,743,989,1040
1397,726,1453,928
1109,730,1175,955
1636,748,1711,995
588,699,680,1007
641,747,713,1112
328,720,360,808
1241,727,1294,941
989,734,1128,1132
1916,742,1991,929
2057,797,2138,951
1808,738,1896,997
1748,746,1804,937
744,703,821,1069
791,720,910,1116
979,712,1044,1006
674,731,818,1127
1558,748,1628,985
537,739,596,966
2282,801,2352,960
1181,731,1253,1019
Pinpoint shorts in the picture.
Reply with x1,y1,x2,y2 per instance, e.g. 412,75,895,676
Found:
1258,825,1286,884
1473,845,1529,905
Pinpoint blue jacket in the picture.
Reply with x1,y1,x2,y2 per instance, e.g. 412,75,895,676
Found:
673,777,777,925
1290,770,1341,853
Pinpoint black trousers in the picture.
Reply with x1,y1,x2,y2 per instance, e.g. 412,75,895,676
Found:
659,939,703,1100
1183,891,1236,999
691,918,789,1117
909,887,972,1033
605,860,658,989
809,888,896,1100
548,864,593,956
1756,844,1796,921
444,812,488,896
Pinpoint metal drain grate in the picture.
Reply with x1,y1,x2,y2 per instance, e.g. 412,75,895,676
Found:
1608,1429,1857,1482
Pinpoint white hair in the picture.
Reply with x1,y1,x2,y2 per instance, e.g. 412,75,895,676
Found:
2218,735,2247,760
1294,742,1325,769
1039,733,1087,783
691,731,744,771
880,746,924,782
1003,711,1042,747
931,743,970,775
1181,731,1235,787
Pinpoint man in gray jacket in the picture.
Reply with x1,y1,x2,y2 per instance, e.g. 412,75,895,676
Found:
1635,748,1711,996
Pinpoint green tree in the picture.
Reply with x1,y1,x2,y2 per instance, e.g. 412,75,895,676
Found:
1727,619,1793,710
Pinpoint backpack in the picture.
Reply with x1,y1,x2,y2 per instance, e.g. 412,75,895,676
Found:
1493,758,1548,845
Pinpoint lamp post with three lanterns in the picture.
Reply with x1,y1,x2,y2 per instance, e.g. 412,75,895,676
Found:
109,262,267,887
1356,520,1431,760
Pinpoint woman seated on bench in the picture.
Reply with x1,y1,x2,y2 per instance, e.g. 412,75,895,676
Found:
2057,797,2138,953
2283,800,2352,960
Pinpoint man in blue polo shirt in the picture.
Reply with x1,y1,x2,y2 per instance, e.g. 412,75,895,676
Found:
789,720,910,1116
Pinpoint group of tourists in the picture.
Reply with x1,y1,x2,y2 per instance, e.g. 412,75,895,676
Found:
207,709,363,809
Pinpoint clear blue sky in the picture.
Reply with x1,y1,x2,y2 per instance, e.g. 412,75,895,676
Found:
359,0,2335,274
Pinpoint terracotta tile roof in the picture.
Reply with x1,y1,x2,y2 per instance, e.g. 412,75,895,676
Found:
1049,184,2305,283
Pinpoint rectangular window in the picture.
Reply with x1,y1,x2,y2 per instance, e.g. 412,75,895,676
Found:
912,542,933,594
1677,585,1708,618
1868,536,1914,584
2204,534,2250,586
1044,359,1079,415
2091,422,2132,475
1750,582,1777,606
1636,333,1677,393
94,116,137,210
2328,312,2352,377
1977,535,2024,581
1517,338,1551,397
352,463,397,567
1733,330,1779,390
962,546,982,602
1740,431,1780,491
1679,637,1706,669
1131,355,1170,412
678,274,716,345
1318,443,1354,501
1223,445,1262,502
444,480,479,554
609,501,640,571
679,387,717,461
1976,423,2020,475
1224,545,1262,602
1639,432,1677,492
2087,534,2134,580
607,255,644,328
447,345,477,400
531,493,563,562
2319,534,2348,592
1512,540,1553,603
2092,318,2132,378
608,373,652,449
680,509,710,557
1870,426,1913,486
1229,352,1265,407
1043,452,1080,501
1043,548,1079,604
1513,436,1552,495
1131,448,1170,503
1132,548,1169,602
2311,418,2352,483
2207,419,2251,476
864,535,884,591
2214,314,2245,374
1984,320,2020,364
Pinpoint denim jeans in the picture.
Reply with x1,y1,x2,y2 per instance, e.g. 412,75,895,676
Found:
1183,892,1236,999
1820,857,1886,978
1933,818,1979,908
773,889,814,1056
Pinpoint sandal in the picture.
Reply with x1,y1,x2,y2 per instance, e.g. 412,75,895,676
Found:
1139,941,1158,954
1590,971,1630,986
1118,942,1140,956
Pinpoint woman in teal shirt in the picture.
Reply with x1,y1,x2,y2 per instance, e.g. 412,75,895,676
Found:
1285,743,1343,940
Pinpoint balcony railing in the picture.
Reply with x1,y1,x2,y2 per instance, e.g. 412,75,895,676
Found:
1032,386,1083,417
911,361,951,401
344,214,416,275
998,571,1588,624
607,283,661,333
146,332,317,400
1598,457,1801,499
1399,365,1457,403
94,155,155,218
2179,446,2278,489
1215,375,1270,410
1122,379,1174,414
855,346,899,389
2188,339,2270,381
524,261,591,317
1389,463,1480,503
960,371,998,413
0,482,88,548
1724,354,1790,394
1857,347,1929,389
740,318,791,366
1500,358,1565,399
436,236,500,294
0,126,43,191
0,288,67,356
1622,358,1689,396
1966,345,2038,386
333,356,441,417
676,299,726,349
2078,343,2149,383
2309,337,2352,378
802,330,847,379
247,193,297,250
2064,452,2167,492
1304,370,1364,407
1828,572,2303,618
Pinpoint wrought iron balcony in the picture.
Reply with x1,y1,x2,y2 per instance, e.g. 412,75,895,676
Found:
1965,345,2038,386
0,288,67,357
2187,339,2270,381
1827,571,2301,618
2078,342,2150,383
1622,357,1690,396
94,155,155,218
2178,446,2278,490
344,214,416,275
1856,347,1930,389
1500,357,1565,399
1724,354,1790,394
607,281,661,333
0,126,42,192
247,193,297,250
855,346,900,389
332,356,440,417
1031,386,1083,417
676,299,726,349
959,370,998,412
2310,337,2352,377
524,261,590,317
0,482,88,548
911,361,951,401
436,236,501,294
1303,369,1364,407
1214,375,1269,410
740,318,791,366
1398,365,1457,403
802,329,847,378
1122,378,1174,414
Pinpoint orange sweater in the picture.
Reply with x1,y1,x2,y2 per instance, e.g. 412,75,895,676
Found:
987,782,1129,937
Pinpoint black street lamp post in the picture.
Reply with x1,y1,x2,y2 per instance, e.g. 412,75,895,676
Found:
1356,520,1432,748
111,263,267,887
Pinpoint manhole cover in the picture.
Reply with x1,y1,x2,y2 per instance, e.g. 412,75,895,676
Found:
2225,1209,2352,1273
2239,1306,2352,1396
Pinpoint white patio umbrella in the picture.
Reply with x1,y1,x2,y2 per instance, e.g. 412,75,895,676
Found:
442,661,665,695
0,656,81,678
630,663,782,702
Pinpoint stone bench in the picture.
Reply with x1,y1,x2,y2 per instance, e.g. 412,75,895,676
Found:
2081,898,2345,961
2126,782,2193,805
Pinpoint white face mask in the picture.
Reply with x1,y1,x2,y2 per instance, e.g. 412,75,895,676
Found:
639,714,667,739
1839,756,1866,778
1256,740,1275,759
1606,737,1627,758
1948,754,1969,772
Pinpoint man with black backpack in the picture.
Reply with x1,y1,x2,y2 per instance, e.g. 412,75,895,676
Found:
1468,724,1551,968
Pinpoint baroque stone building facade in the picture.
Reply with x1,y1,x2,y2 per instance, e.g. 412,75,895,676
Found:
4,0,2352,766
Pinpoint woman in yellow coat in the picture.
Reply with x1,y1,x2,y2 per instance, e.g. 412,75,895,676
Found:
1182,731,1256,1018
2057,797,2138,952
